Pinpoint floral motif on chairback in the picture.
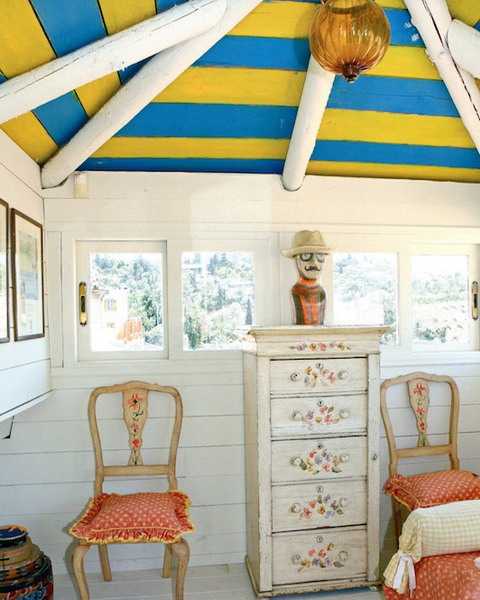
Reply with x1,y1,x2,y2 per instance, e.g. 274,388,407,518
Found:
123,389,149,465
407,379,430,447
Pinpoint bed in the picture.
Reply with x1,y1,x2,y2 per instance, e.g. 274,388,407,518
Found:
384,551,480,600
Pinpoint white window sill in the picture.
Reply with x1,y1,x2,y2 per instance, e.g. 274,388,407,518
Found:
381,350,480,368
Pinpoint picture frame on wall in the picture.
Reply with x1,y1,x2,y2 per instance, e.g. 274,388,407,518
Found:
11,209,44,341
0,199,8,343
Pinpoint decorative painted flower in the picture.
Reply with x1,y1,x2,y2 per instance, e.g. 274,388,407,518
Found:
290,444,344,475
289,341,352,352
294,541,349,572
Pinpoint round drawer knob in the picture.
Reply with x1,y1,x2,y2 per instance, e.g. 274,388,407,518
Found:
316,485,324,494
372,453,378,461
338,370,349,381
339,453,350,463
290,372,301,382
291,410,302,421
339,409,350,419
291,554,301,565
290,456,301,466
315,535,324,544
339,497,348,508
290,503,302,514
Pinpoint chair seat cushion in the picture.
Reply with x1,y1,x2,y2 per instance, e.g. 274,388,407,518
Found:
384,470,480,510
69,491,194,544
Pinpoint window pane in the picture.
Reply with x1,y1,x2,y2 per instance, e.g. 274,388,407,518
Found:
412,255,469,346
89,252,164,352
333,253,398,344
182,251,255,350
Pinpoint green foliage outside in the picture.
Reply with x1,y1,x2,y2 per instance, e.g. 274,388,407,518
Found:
334,253,397,344
91,253,164,346
183,252,255,350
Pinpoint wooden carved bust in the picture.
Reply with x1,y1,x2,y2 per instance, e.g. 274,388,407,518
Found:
282,230,330,325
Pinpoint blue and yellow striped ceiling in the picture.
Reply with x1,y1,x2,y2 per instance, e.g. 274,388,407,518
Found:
1,0,480,183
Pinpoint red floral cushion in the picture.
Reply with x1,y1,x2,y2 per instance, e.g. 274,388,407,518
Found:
70,491,194,544
384,470,480,510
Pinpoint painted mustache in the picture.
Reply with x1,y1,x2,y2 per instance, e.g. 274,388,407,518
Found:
305,266,321,271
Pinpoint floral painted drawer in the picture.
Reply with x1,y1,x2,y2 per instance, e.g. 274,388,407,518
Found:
271,437,367,484
271,393,367,438
272,480,367,532
270,358,367,396
272,527,367,585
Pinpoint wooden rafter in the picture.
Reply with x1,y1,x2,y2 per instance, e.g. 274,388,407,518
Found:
282,57,335,192
0,0,225,125
41,0,263,188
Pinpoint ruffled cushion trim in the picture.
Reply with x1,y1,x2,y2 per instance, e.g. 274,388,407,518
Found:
69,491,194,545
384,474,420,510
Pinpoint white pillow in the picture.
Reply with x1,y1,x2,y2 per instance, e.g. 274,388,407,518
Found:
384,500,480,594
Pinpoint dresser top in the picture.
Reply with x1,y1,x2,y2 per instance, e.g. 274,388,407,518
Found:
243,325,390,356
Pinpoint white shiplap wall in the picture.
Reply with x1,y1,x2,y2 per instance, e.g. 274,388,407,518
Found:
2,172,480,577
0,132,51,420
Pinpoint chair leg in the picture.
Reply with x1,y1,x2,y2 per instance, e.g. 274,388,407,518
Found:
98,545,112,582
162,544,173,579
392,499,402,547
172,539,190,600
72,543,91,600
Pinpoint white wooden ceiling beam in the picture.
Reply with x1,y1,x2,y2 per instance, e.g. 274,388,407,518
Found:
41,0,262,189
404,0,480,152
0,0,226,125
282,56,335,192
447,19,480,78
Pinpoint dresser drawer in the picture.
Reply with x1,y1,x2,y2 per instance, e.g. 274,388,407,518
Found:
271,437,367,483
272,527,367,585
271,394,367,438
270,358,367,396
272,480,367,532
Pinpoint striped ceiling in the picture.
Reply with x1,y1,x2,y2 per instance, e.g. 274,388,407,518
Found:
1,0,480,183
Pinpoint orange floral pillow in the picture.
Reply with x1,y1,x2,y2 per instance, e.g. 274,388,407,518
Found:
70,491,194,544
384,470,480,510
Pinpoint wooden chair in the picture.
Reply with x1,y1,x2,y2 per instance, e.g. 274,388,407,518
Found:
380,372,479,541
70,381,193,600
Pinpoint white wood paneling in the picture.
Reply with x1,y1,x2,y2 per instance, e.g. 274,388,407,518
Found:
0,135,50,421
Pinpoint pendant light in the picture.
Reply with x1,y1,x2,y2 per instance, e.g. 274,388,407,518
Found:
309,0,391,83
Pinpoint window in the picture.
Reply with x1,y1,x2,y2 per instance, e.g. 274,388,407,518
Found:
332,252,398,344
412,254,470,347
77,241,167,360
182,251,255,350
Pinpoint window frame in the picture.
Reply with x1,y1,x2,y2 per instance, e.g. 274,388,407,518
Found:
167,236,279,360
76,240,168,362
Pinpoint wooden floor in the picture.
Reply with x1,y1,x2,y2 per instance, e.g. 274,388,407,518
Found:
55,564,385,599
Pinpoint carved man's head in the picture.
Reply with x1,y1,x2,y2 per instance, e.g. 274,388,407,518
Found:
281,230,330,281
295,252,327,280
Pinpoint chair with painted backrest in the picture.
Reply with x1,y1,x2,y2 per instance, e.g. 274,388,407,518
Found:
380,372,480,542
69,381,194,600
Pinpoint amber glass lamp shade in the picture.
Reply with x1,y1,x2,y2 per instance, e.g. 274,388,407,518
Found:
310,0,391,83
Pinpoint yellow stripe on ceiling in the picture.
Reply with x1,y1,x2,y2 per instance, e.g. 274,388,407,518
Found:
307,160,480,183
98,0,156,34
370,46,438,79
1,113,57,163
93,137,289,160
231,1,315,38
447,0,480,26
76,73,121,116
318,109,474,148
0,0,55,77
231,0,408,38
156,67,306,106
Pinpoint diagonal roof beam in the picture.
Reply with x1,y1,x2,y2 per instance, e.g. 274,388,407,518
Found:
41,0,262,189
282,56,335,191
404,0,480,154
447,19,480,78
0,0,225,125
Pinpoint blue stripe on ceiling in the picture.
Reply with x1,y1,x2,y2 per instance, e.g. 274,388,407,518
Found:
330,76,458,117
81,157,285,174
311,141,480,169
156,0,187,12
118,104,296,138
475,20,480,32
33,93,88,145
118,59,149,83
384,9,422,47
30,0,106,56
197,37,310,71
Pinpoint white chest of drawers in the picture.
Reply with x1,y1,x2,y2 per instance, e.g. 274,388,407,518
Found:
243,326,387,597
